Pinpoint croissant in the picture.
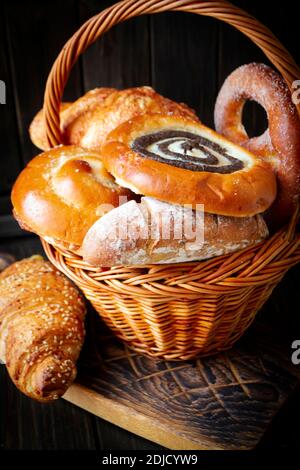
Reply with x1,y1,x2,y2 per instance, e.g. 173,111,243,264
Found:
0,255,86,402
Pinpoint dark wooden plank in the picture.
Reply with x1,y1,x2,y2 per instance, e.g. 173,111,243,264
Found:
237,0,300,61
1,362,162,450
0,215,32,238
0,235,42,259
217,0,269,138
217,1,300,83
4,0,83,165
0,196,12,217
78,0,150,91
1,366,99,450
150,11,219,128
0,2,23,196
217,0,300,138
217,0,267,86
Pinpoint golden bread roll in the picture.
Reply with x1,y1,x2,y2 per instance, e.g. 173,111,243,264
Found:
101,114,277,217
11,146,133,249
29,88,115,150
29,86,199,151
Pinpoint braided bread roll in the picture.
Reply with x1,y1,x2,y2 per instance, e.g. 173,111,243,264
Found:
29,87,115,151
29,86,199,151
11,145,134,250
0,256,86,402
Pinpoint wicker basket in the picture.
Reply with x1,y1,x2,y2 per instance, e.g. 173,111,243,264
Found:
41,0,300,360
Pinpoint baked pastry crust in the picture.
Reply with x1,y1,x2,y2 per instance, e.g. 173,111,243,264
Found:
0,256,86,402
81,197,269,266
214,63,300,228
29,88,115,150
101,114,277,217
11,145,133,249
29,86,199,151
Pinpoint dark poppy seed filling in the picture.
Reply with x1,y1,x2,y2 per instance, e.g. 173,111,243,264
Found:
131,130,244,173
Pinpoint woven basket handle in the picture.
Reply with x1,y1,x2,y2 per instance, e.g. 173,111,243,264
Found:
43,0,300,147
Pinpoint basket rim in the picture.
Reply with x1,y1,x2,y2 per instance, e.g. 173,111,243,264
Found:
41,207,300,298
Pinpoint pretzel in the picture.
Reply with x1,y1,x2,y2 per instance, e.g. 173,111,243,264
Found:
214,63,300,228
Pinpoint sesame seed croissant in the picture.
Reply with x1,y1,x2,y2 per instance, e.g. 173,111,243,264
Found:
0,255,86,402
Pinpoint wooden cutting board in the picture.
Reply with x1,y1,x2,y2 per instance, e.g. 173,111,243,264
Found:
64,304,300,450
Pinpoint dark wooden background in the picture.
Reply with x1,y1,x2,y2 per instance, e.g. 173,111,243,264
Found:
1,0,300,450
1,0,299,215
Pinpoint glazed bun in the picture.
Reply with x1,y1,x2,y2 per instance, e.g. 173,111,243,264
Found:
29,86,199,151
11,145,133,249
101,114,277,217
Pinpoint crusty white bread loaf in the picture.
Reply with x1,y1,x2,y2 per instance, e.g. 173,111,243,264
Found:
81,197,268,266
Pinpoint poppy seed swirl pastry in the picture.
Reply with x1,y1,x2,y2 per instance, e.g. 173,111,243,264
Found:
132,130,244,173
101,114,277,217
11,145,133,250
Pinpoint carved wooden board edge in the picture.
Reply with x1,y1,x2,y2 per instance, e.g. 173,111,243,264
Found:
62,309,300,451
63,384,216,450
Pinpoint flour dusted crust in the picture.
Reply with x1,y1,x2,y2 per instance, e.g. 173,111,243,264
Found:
29,88,115,150
11,145,133,249
101,114,277,217
81,197,269,266
214,63,300,228
29,86,199,151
